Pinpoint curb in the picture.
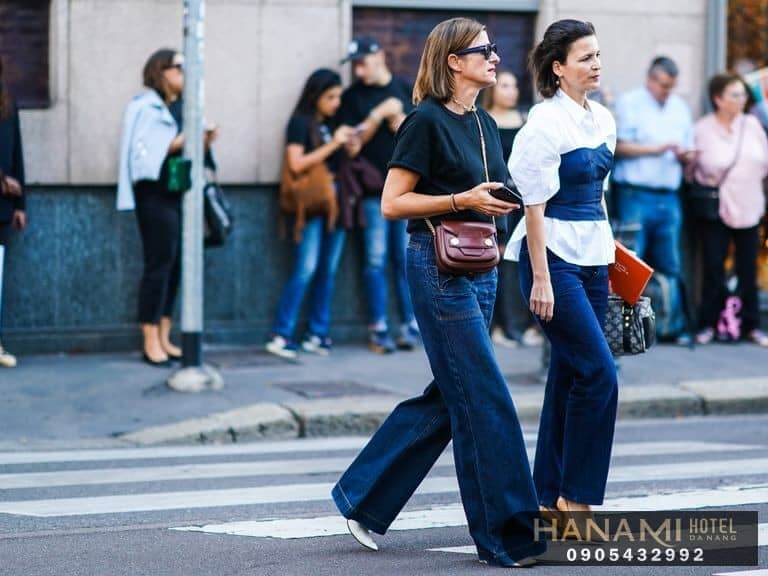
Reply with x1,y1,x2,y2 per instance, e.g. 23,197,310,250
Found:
117,383,768,446
680,378,768,415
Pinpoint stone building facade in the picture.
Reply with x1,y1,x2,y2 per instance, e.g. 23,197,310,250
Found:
0,0,733,352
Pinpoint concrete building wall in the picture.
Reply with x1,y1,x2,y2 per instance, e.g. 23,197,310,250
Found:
536,0,708,114
20,0,351,186
20,0,710,186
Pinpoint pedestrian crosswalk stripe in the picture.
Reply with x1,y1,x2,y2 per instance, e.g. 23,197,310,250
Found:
712,571,768,576
0,437,372,466
0,455,448,490
0,438,758,466
170,488,768,542
0,459,768,516
172,504,468,539
3,451,768,493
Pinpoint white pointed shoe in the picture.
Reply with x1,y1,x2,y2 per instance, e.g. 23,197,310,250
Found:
347,519,378,551
0,345,17,368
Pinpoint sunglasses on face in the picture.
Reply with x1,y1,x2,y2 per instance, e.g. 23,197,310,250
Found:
454,42,498,60
165,63,184,71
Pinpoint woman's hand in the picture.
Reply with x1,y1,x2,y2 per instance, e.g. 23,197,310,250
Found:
456,182,520,216
530,276,554,322
12,210,27,231
2,176,22,197
333,125,355,146
374,97,404,120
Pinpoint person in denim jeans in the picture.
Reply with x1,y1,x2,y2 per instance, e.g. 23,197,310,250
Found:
265,70,356,360
339,37,419,353
505,19,618,531
612,56,695,344
332,18,545,568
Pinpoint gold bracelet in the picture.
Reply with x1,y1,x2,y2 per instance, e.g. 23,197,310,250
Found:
450,194,459,213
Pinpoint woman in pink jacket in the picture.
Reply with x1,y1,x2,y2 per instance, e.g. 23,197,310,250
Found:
692,73,768,346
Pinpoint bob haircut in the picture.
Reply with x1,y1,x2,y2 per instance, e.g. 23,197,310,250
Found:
413,17,486,105
529,19,596,99
143,48,178,102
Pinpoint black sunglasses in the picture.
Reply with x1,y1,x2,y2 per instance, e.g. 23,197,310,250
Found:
165,63,184,71
454,42,498,60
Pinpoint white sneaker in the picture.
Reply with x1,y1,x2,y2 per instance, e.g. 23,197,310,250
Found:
521,326,544,347
0,345,16,368
491,327,518,348
265,335,298,360
347,519,378,551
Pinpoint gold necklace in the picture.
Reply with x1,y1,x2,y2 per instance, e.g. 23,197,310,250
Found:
451,96,476,113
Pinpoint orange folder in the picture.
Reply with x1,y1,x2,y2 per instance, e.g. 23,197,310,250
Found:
608,241,654,305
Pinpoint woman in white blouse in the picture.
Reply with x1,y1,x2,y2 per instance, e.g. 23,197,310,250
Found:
504,19,618,529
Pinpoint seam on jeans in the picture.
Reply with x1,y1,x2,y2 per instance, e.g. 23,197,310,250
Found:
440,297,495,555
335,483,354,514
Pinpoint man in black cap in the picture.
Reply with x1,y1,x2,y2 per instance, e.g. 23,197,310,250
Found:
340,36,419,354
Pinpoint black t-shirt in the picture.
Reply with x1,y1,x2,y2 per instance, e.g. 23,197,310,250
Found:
286,114,339,174
388,97,511,235
339,77,413,187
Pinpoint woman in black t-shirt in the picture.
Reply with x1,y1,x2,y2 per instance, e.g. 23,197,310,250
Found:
331,19,545,568
265,69,355,359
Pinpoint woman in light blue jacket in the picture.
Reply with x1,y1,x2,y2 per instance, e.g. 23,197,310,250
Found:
118,49,214,367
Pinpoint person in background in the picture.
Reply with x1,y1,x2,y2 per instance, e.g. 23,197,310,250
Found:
733,58,768,133
0,57,26,368
265,69,354,359
612,56,695,344
118,49,217,367
339,37,420,354
481,70,543,348
691,74,768,346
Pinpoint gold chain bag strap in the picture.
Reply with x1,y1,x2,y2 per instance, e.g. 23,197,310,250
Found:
424,108,500,275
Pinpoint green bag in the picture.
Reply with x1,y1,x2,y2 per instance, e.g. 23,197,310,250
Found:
166,157,193,193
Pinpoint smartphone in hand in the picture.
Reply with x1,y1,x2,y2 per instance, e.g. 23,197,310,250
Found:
489,184,523,205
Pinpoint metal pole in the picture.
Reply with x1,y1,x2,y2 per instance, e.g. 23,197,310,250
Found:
181,0,205,368
168,0,222,392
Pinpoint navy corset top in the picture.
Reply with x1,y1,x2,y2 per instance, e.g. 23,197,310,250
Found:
544,143,614,221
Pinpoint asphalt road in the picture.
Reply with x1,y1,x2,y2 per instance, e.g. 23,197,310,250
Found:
1,414,767,575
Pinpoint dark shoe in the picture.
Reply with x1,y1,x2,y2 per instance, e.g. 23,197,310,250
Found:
368,330,395,354
142,353,172,368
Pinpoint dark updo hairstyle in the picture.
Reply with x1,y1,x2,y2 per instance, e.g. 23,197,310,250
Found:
529,19,596,98
708,72,750,112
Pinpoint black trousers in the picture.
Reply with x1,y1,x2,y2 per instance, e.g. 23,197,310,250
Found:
698,220,760,333
135,182,181,325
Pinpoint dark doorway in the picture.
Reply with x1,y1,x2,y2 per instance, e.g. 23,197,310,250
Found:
352,7,536,108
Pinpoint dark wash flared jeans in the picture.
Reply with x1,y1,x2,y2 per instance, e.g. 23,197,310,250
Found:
518,242,618,507
332,232,546,566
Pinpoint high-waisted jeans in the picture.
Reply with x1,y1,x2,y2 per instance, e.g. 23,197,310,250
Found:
519,242,618,506
332,232,546,566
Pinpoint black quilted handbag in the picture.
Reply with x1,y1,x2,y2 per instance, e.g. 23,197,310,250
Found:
604,295,656,356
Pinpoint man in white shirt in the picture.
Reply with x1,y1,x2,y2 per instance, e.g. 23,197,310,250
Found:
612,56,694,342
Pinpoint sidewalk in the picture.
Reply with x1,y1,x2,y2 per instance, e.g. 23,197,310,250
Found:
2,342,767,448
